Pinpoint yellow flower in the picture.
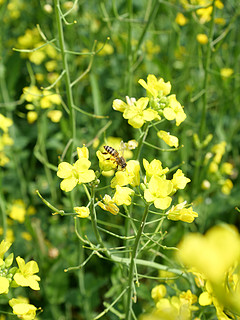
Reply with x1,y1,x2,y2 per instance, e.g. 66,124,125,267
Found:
143,159,169,180
112,185,134,206
0,114,13,133
151,284,167,302
175,12,188,26
77,145,90,159
0,276,9,294
110,160,140,188
221,179,233,195
97,42,114,55
138,74,171,98
177,225,240,283
29,49,46,65
21,86,41,103
171,169,191,192
57,147,95,192
220,68,234,79
122,97,159,128
166,202,198,223
0,151,10,167
21,232,32,241
0,133,13,150
0,240,12,263
211,141,226,163
144,175,173,210
163,94,186,126
47,110,62,123
74,206,90,218
97,195,119,215
27,111,38,124
9,200,27,223
14,256,40,290
196,34,208,45
157,130,179,148
40,91,61,109
221,162,233,175
45,60,58,72
9,297,37,320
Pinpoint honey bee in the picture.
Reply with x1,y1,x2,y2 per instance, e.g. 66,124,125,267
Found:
103,145,127,170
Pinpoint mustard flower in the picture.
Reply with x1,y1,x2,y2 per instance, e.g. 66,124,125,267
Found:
0,114,13,133
211,141,226,163
96,149,116,172
0,276,9,294
144,175,173,210
163,94,186,126
9,199,27,223
0,133,14,150
113,96,160,128
97,195,119,215
175,12,188,26
143,159,169,181
27,111,38,124
177,225,240,283
196,34,208,45
14,257,40,290
151,284,167,302
157,130,179,148
0,151,10,167
112,185,134,206
221,179,233,195
47,110,62,123
74,206,90,218
221,162,234,175
57,147,95,192
220,68,234,79
21,86,41,103
166,202,198,223
171,169,191,192
40,90,61,109
0,240,12,263
29,49,46,65
9,297,37,320
110,160,140,188
138,74,171,98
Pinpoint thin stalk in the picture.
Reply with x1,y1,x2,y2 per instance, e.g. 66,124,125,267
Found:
126,0,133,96
53,0,76,162
134,123,149,161
125,204,150,320
193,0,216,194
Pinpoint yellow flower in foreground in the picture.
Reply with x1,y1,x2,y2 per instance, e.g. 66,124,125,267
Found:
9,200,26,223
74,206,90,218
9,297,37,320
171,169,191,192
166,202,198,223
14,257,40,290
110,160,140,188
163,94,186,126
220,68,234,79
0,276,9,294
175,12,188,26
112,185,134,206
0,114,13,133
157,130,179,148
144,175,173,210
122,97,159,128
196,34,208,45
143,159,169,180
97,195,119,215
57,148,95,192
177,225,240,283
138,74,171,98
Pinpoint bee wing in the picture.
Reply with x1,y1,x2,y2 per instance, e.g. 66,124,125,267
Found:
119,141,127,157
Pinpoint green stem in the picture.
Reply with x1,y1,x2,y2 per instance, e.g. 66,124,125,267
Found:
53,0,76,162
126,0,133,96
199,0,216,140
125,204,150,320
134,123,149,161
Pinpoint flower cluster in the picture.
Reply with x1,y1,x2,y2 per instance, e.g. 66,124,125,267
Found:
202,141,234,195
21,86,62,124
140,284,198,320
0,240,40,319
177,224,240,317
112,75,186,149
0,113,14,167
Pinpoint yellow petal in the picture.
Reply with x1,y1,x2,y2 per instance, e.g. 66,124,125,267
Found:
57,162,73,179
60,177,78,192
